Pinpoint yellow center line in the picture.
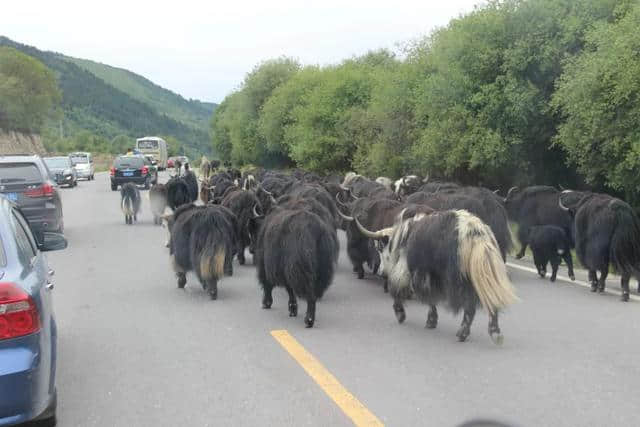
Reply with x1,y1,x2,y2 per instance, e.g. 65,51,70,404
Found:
271,329,384,427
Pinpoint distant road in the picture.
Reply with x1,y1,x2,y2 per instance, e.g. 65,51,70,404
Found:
47,172,640,427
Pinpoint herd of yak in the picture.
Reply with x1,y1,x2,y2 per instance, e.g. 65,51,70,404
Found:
118,160,640,344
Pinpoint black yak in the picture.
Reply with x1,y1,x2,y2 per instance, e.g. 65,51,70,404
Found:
559,191,640,300
166,176,191,211
120,183,141,225
149,183,168,225
168,205,237,299
256,209,339,328
221,189,262,265
182,163,199,202
528,225,575,282
503,186,574,259
356,209,517,343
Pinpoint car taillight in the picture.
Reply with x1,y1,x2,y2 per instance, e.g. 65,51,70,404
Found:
24,182,55,198
141,166,149,175
110,167,116,176
0,282,40,340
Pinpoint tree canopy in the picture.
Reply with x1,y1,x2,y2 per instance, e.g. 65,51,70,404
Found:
211,0,636,200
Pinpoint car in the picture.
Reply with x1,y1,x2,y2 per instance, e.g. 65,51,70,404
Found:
69,152,95,181
0,155,64,244
44,156,77,188
0,197,68,426
110,154,158,191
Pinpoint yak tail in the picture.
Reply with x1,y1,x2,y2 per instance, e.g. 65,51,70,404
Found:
121,196,133,216
457,210,518,314
609,200,640,278
200,246,226,281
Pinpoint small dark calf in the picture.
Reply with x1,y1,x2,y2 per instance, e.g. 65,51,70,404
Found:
528,225,575,282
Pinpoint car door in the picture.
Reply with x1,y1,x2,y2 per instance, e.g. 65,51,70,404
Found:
9,208,56,397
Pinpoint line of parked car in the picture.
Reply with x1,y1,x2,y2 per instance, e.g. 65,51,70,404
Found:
0,152,79,426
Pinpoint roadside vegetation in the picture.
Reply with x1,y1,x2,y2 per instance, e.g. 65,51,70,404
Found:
211,0,640,204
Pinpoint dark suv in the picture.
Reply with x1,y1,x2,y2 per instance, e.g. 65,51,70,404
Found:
0,155,64,243
110,155,158,191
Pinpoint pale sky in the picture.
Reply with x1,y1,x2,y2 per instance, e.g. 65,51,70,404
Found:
1,0,480,103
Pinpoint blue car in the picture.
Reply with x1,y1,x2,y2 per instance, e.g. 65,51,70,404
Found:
0,197,67,426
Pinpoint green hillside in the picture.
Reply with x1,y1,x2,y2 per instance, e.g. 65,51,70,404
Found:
0,36,216,157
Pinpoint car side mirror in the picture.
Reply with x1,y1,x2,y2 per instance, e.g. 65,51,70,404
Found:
152,160,158,166
38,232,68,252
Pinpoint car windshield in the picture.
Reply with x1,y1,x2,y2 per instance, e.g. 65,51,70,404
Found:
115,157,144,168
71,156,89,164
0,163,42,184
44,157,71,169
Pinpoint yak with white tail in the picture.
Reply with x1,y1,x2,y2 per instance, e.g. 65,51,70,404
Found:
120,183,141,225
356,208,517,344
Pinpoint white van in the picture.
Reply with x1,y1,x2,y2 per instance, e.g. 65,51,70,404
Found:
69,152,95,180
136,137,168,170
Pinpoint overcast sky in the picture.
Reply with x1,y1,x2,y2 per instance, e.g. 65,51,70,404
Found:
1,0,480,103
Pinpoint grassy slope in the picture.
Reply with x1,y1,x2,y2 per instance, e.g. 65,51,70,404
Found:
0,36,216,156
65,56,216,129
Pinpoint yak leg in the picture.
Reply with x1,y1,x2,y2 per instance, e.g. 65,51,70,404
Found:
588,270,598,292
383,276,389,293
355,263,365,279
515,226,529,259
392,296,406,324
488,311,504,345
237,243,246,265
176,272,186,289
425,305,438,329
549,256,560,282
304,298,316,328
262,282,273,309
563,251,575,280
620,275,630,302
456,305,476,342
206,278,218,300
285,286,298,317
597,266,609,293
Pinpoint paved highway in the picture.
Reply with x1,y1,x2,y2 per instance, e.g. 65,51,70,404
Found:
45,172,640,427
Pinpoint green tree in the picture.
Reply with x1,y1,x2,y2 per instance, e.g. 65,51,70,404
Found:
553,2,640,200
0,46,61,132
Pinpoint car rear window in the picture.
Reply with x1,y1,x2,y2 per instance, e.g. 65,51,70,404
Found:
45,157,71,169
71,155,89,164
0,163,42,184
115,157,144,168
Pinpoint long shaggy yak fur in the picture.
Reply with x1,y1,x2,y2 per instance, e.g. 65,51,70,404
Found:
169,205,237,299
149,183,168,225
256,209,339,328
382,209,517,343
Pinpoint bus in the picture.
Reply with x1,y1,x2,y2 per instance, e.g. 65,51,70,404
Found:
135,136,168,170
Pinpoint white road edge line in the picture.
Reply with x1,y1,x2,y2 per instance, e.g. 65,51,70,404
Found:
506,262,640,302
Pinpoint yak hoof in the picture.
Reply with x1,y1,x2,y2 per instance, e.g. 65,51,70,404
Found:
456,328,470,342
383,284,389,293
425,319,437,329
590,283,598,292
550,276,557,283
238,257,245,266
394,305,406,324
357,270,364,279
304,315,314,328
262,299,272,309
177,275,186,289
490,332,504,345
621,292,630,302
569,274,576,281
515,252,524,260
209,290,218,300
288,303,298,317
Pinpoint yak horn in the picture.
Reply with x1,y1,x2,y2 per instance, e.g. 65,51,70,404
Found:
335,192,347,207
337,209,353,222
558,184,566,191
252,204,261,218
504,186,519,201
493,189,501,195
422,174,429,183
354,217,393,239
558,197,570,212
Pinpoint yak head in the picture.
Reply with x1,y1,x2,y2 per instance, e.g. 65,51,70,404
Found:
558,190,587,217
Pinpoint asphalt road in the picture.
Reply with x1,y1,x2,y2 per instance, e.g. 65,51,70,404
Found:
44,172,640,427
